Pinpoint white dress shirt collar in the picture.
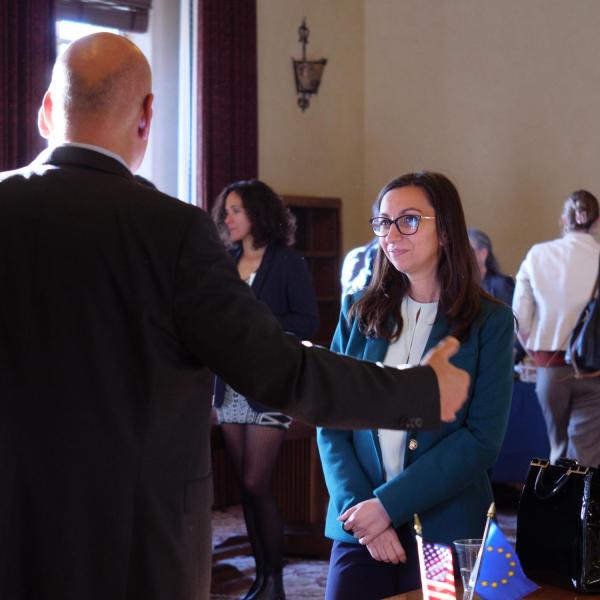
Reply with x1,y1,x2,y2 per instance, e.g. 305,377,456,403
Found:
60,142,131,171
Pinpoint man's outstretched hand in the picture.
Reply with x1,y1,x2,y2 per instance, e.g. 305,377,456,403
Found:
421,336,470,422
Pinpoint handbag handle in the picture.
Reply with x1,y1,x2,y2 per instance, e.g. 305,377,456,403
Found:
533,461,590,499
534,465,571,499
565,251,600,378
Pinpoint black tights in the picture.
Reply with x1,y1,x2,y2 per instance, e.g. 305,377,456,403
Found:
221,423,287,572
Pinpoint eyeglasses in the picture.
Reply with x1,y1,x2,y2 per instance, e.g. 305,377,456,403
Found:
369,215,436,237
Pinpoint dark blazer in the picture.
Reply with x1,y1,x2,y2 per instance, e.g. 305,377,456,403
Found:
0,146,440,600
483,271,515,308
213,242,319,411
318,294,514,546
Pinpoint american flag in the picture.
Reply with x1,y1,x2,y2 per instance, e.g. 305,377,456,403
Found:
416,536,457,600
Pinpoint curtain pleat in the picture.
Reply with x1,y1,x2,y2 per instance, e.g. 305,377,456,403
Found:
197,0,257,211
0,0,56,171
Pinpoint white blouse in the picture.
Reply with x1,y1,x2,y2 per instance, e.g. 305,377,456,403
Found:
513,232,600,351
378,296,438,481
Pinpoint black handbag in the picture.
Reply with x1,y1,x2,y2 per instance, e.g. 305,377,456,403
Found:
516,458,600,593
566,254,600,375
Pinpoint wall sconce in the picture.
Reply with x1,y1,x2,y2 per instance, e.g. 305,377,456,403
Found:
292,19,327,112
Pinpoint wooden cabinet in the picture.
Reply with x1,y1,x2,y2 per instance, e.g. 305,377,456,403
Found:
282,195,342,347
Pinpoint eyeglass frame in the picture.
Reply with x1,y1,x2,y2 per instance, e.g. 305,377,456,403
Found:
369,215,436,237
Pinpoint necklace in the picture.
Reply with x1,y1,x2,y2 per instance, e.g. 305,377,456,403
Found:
403,298,422,364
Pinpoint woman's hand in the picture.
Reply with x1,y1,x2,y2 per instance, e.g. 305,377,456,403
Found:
365,527,406,564
338,498,391,544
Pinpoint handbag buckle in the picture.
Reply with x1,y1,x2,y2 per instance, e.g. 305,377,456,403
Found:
531,458,550,468
567,465,589,476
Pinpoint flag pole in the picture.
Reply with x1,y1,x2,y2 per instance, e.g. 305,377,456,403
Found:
465,502,496,600
414,513,430,600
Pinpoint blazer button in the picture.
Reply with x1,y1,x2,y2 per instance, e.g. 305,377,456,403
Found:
408,439,418,451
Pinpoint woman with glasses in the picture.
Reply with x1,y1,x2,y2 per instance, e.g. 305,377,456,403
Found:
212,179,319,600
317,171,514,599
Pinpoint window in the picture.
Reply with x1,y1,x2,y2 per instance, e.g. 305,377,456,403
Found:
52,0,196,204
55,1,151,34
56,20,120,55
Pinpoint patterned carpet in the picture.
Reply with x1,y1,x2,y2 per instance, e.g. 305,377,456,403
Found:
211,505,329,599
210,498,518,600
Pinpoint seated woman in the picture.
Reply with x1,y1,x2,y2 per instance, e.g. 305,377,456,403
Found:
317,171,514,600
212,180,319,600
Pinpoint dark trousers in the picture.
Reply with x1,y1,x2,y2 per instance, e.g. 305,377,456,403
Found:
324,525,421,600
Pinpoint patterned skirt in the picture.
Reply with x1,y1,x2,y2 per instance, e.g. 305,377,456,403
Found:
215,384,292,430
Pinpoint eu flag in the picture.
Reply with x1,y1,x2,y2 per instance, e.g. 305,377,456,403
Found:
475,521,539,600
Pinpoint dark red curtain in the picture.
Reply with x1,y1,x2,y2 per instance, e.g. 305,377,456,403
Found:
197,0,257,211
0,0,56,171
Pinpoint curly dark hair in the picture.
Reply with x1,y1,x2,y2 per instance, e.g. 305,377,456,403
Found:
211,179,296,249
350,171,490,343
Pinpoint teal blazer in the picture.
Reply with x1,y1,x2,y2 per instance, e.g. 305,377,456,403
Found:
317,294,514,546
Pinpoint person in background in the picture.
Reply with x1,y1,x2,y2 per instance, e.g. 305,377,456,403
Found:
468,228,515,307
513,190,600,467
318,172,514,600
340,200,379,296
212,180,318,600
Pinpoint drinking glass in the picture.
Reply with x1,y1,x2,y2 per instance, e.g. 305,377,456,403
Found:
453,538,482,600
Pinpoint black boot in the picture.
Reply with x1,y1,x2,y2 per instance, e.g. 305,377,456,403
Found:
248,567,286,600
242,571,264,600
241,500,265,600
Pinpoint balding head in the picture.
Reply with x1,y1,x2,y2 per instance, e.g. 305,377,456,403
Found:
39,33,154,170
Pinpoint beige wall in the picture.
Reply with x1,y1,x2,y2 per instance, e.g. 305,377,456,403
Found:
257,0,365,253
365,0,600,274
259,1,600,272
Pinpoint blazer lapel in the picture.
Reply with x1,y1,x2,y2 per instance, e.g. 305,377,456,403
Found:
422,309,450,355
363,336,389,484
251,243,276,298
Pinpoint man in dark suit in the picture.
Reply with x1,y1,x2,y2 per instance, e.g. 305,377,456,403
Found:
0,33,469,600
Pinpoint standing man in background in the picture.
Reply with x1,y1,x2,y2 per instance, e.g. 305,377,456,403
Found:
0,33,468,600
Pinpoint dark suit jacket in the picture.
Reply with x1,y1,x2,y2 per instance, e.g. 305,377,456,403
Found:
0,146,440,600
483,271,515,308
213,242,319,411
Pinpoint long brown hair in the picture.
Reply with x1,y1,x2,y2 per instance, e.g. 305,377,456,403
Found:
350,171,484,342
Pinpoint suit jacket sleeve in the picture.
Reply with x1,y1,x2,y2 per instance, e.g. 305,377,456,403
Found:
372,304,514,526
172,210,441,430
317,296,381,520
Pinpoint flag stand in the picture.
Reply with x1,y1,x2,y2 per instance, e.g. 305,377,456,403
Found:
465,502,496,600
414,514,431,600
